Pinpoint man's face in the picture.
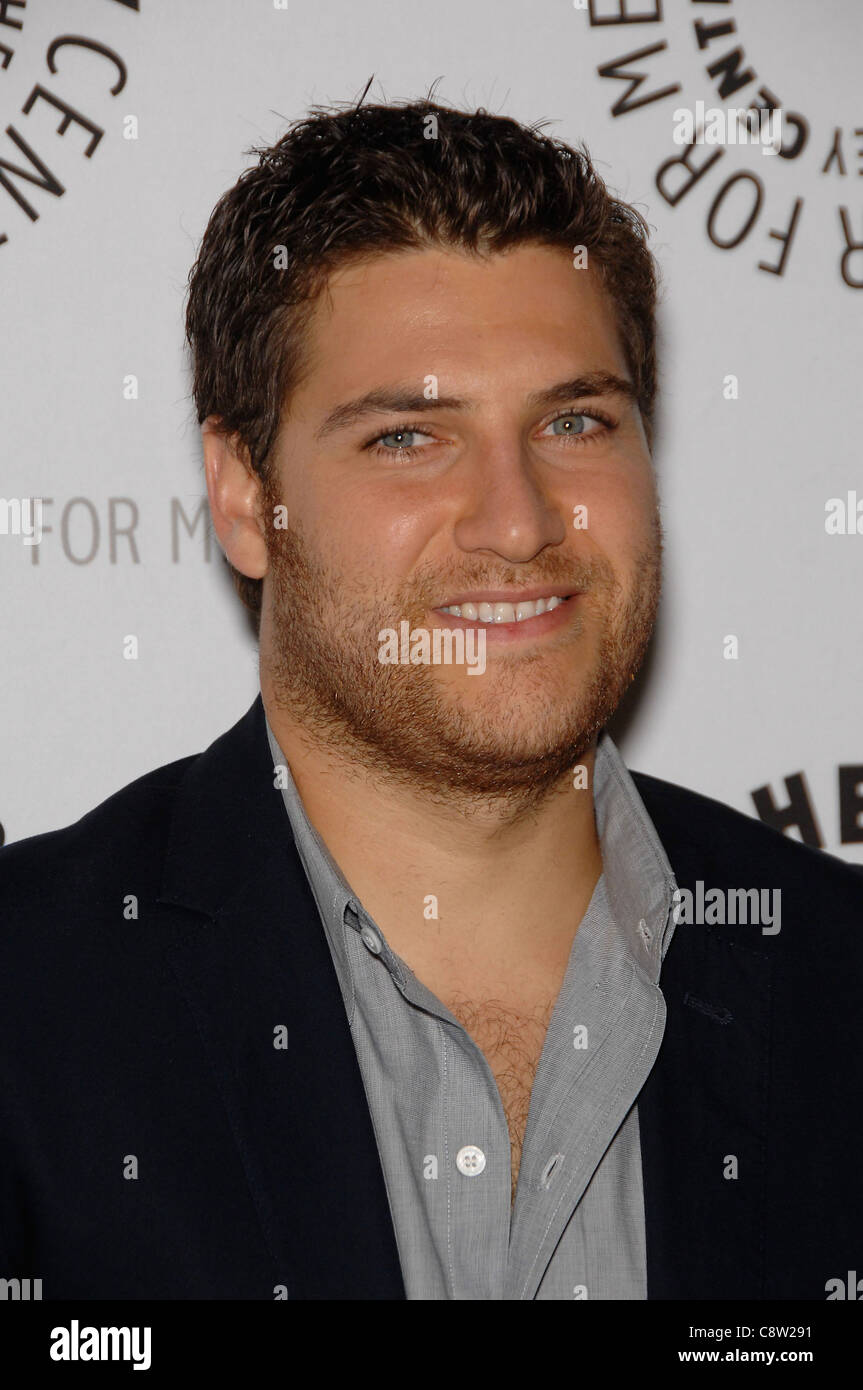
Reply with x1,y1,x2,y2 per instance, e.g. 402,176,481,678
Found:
260,242,661,805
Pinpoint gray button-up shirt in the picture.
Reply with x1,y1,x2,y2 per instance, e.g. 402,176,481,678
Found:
265,716,677,1300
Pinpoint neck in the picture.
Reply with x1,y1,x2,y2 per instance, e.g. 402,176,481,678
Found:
261,674,603,980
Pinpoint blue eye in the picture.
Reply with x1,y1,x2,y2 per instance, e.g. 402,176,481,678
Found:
378,429,425,449
545,412,597,437
365,422,438,460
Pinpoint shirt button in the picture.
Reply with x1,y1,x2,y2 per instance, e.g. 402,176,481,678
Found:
456,1144,486,1176
360,925,382,955
638,917,652,944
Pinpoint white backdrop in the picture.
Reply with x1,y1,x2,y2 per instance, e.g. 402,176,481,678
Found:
2,0,861,859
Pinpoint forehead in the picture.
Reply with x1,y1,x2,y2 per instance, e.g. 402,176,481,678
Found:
297,243,628,398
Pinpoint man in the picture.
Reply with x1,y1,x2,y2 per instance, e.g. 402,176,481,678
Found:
1,93,861,1302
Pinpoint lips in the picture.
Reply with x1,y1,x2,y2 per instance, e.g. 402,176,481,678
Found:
437,595,571,625
430,592,580,643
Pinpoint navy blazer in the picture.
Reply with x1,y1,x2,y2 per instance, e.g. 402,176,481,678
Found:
1,696,861,1299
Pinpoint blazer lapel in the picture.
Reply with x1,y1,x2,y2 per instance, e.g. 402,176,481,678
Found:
633,774,773,1300
159,697,405,1299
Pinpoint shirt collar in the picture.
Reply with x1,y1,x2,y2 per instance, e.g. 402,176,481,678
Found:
592,730,679,971
265,715,678,981
265,716,373,975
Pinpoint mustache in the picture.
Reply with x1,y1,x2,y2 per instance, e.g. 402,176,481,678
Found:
403,556,617,613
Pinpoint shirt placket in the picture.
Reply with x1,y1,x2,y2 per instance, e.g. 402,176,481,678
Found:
506,908,665,1300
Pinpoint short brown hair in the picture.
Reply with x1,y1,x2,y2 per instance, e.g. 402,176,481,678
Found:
185,82,659,622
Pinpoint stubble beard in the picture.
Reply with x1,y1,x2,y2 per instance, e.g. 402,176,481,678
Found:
264,496,662,817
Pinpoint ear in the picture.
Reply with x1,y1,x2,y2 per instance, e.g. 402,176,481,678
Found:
201,416,269,580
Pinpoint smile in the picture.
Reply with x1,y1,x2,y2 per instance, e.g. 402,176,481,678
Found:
436,594,574,624
429,592,582,645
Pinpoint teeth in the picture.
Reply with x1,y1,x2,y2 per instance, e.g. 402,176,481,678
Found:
439,595,569,623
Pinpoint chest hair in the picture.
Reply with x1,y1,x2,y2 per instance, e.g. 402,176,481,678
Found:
441,992,557,1205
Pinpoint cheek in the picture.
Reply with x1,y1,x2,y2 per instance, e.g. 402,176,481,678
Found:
572,474,656,542
382,507,441,558
346,483,447,571
310,499,441,588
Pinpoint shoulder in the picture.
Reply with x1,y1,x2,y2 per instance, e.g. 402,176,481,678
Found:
0,752,198,931
631,767,863,929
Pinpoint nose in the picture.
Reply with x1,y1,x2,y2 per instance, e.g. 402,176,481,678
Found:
452,440,568,563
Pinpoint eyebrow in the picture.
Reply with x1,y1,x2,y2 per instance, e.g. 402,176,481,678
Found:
313,371,638,440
